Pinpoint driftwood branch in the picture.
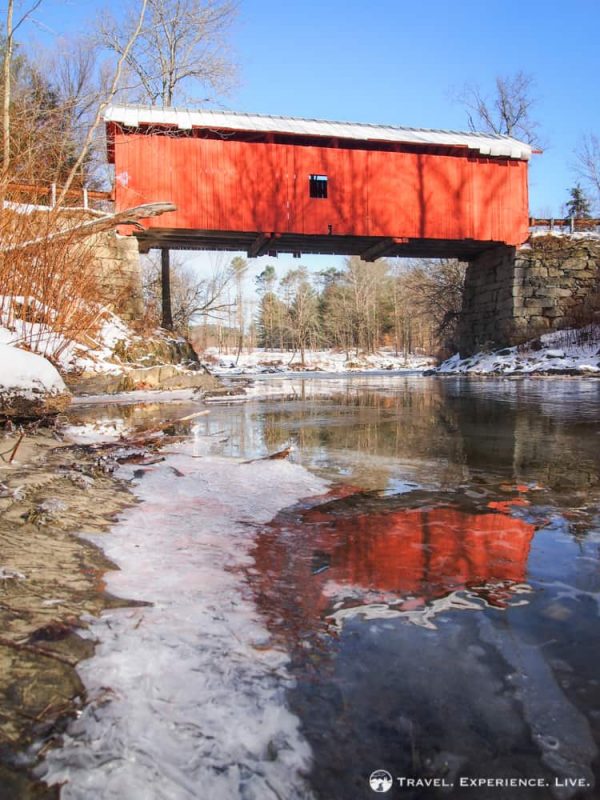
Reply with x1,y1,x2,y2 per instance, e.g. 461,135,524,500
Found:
2,202,176,254
243,446,292,464
125,409,210,444
0,635,78,667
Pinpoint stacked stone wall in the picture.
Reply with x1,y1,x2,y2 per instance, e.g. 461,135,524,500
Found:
458,236,600,355
88,231,143,321
458,245,516,354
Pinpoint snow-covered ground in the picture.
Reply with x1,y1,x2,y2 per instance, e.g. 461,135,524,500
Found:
0,303,135,411
0,344,67,397
435,326,600,375
204,347,434,375
529,229,600,241
42,440,328,800
0,295,133,374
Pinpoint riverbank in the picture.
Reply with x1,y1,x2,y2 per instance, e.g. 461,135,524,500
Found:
0,422,160,797
433,324,600,376
202,347,435,375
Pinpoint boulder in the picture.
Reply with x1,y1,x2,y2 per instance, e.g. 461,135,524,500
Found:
65,364,220,395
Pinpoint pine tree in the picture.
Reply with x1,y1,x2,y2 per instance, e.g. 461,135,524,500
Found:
565,184,592,219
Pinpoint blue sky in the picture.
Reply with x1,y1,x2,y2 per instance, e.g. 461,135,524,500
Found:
17,0,600,278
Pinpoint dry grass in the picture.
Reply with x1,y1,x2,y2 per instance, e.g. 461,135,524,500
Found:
0,189,112,363
550,322,600,350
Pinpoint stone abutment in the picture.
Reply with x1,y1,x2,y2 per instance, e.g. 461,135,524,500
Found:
458,236,600,355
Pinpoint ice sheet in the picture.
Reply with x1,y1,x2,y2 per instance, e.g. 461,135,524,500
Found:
42,446,328,800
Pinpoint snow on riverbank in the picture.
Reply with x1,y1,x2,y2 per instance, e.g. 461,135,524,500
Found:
204,347,434,375
0,343,71,415
42,441,328,800
0,344,66,396
0,299,132,375
435,326,600,375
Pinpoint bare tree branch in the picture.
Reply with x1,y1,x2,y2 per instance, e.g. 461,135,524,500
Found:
458,71,542,147
56,0,149,206
100,0,238,107
575,133,600,212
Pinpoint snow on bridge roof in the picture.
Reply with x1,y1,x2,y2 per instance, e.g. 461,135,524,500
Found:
104,105,532,161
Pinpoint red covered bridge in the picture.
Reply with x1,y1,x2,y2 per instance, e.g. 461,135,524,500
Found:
105,105,532,260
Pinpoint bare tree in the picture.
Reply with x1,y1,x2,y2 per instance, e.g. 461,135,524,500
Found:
256,264,279,349
407,259,466,354
230,255,247,362
2,0,44,174
459,71,541,146
101,0,238,107
280,268,320,365
56,0,149,206
142,253,232,335
575,134,600,211
49,38,108,180
344,257,389,355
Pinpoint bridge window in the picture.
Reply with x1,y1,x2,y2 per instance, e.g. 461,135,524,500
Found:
309,174,328,199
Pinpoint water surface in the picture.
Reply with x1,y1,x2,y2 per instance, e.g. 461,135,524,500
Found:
59,376,600,799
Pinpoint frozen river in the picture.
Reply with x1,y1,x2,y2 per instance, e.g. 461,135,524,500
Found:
43,375,600,799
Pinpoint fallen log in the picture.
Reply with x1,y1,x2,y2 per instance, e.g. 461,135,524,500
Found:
2,201,176,253
115,454,165,466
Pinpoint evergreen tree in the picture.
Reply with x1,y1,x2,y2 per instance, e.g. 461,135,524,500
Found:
565,184,592,219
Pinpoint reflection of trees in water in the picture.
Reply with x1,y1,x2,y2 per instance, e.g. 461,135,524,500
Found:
512,412,600,493
70,401,201,429
76,378,600,498
259,384,466,481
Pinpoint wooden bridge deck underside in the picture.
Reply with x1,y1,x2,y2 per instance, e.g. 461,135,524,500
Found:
135,228,507,261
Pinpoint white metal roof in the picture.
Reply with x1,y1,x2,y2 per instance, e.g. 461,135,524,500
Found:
104,105,532,160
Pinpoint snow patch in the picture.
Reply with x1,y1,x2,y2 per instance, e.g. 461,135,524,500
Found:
435,326,600,375
529,230,600,241
0,294,134,374
0,344,66,397
63,419,130,444
204,347,434,376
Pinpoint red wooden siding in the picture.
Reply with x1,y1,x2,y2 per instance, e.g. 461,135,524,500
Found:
110,125,529,247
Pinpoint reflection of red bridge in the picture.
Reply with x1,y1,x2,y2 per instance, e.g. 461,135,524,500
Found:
251,502,534,642
105,106,531,260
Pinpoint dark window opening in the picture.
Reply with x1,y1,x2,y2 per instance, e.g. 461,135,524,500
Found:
309,174,328,199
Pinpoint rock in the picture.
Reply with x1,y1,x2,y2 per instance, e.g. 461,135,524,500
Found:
112,333,199,367
66,365,220,395
0,345,71,418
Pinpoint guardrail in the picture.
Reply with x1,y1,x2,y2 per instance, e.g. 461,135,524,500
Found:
6,182,113,208
529,217,600,232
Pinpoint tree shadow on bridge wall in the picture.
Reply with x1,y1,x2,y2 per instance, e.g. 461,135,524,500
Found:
111,126,528,260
